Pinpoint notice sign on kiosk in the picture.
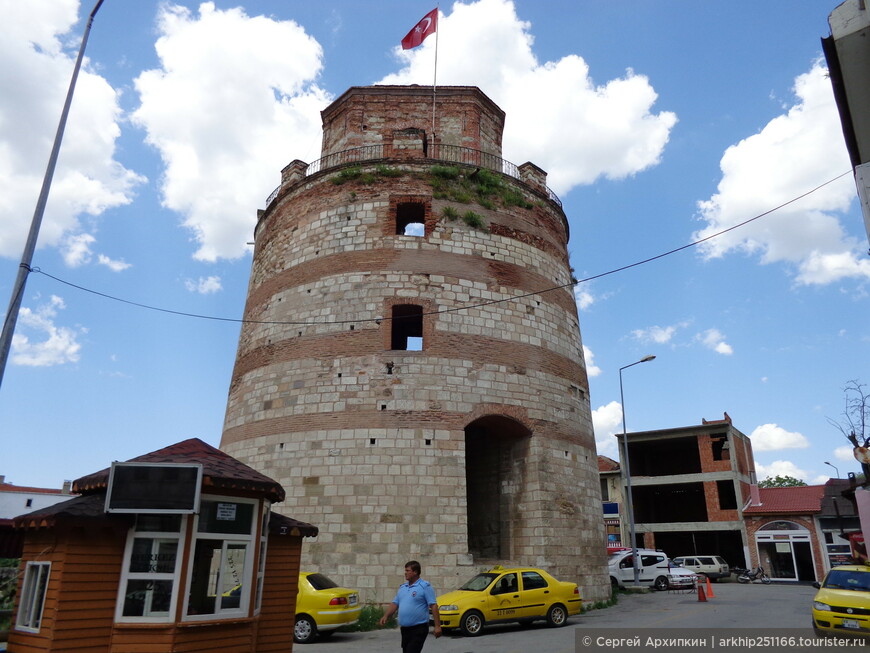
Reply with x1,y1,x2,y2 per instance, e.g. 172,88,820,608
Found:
106,462,203,514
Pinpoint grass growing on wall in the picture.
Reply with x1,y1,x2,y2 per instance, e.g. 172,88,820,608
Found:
427,166,533,210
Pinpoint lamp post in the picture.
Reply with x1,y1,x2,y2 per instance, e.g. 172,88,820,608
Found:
825,461,840,479
0,0,104,391
619,354,656,586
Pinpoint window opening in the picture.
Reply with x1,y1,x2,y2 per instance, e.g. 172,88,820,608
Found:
711,434,729,461
185,496,257,620
391,304,423,350
717,480,737,510
16,562,50,632
396,202,425,236
116,514,184,622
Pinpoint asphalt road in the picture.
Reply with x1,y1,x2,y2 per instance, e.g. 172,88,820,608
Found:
301,581,819,653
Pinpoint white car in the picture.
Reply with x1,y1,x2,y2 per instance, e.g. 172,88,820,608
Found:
672,555,730,581
608,549,697,591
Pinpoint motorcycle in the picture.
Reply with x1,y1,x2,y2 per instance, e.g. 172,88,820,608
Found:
735,566,772,584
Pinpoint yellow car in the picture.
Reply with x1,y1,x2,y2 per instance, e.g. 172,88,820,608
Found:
294,572,361,644
437,566,582,636
812,564,870,637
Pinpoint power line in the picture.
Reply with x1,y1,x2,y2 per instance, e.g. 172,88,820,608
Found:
30,170,852,327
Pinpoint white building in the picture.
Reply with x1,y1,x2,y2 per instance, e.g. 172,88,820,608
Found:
0,475,75,519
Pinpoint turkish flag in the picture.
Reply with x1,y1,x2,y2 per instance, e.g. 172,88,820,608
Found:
401,8,438,50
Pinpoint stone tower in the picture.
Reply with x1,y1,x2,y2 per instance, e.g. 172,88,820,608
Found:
220,85,609,602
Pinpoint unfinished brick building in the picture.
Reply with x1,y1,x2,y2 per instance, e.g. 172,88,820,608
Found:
220,85,609,602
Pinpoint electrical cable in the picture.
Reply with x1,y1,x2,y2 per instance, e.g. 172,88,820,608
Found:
30,170,852,326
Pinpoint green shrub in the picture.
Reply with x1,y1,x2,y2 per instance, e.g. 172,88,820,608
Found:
376,165,403,178
431,165,460,179
340,603,396,632
462,210,485,229
441,206,459,221
330,166,363,185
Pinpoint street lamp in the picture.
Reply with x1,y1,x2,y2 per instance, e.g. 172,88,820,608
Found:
825,461,840,478
619,354,656,586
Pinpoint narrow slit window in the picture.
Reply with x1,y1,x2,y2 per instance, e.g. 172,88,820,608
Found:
391,304,423,350
396,202,425,236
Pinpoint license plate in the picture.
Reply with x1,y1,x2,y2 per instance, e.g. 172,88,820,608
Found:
843,619,860,629
349,595,358,606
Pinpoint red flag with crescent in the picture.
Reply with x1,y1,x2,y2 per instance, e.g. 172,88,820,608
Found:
401,8,438,50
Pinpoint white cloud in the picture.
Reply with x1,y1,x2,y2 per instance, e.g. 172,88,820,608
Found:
755,460,809,483
750,423,810,451
583,345,601,377
11,295,82,366
834,445,855,462
574,286,594,311
593,400,623,458
132,2,330,261
0,0,144,259
632,325,678,344
693,61,867,286
97,254,131,272
698,328,733,355
185,275,222,294
379,0,677,195
62,233,96,267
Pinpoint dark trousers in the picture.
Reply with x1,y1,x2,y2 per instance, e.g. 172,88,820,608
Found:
400,623,429,653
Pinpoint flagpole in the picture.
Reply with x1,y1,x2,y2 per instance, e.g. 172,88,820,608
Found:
431,6,439,154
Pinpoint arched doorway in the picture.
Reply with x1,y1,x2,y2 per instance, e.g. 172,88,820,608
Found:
755,520,817,581
464,416,531,561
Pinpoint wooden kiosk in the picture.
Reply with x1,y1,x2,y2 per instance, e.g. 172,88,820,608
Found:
9,438,317,652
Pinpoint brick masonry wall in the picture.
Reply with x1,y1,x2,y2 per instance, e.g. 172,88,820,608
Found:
745,515,825,581
221,87,609,603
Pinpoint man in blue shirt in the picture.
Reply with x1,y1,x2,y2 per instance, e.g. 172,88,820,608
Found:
379,560,442,652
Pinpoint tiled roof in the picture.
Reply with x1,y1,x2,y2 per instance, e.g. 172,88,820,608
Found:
742,484,826,515
0,483,69,495
73,438,285,503
12,494,116,529
598,455,620,472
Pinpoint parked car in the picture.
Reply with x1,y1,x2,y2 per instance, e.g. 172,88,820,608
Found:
436,565,582,636
812,564,870,637
294,572,361,644
672,555,730,581
608,548,697,591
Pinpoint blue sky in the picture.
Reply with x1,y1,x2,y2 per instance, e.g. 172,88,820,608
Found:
1,0,868,489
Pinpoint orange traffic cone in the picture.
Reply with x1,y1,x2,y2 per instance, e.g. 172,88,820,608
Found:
705,576,715,598
697,583,707,602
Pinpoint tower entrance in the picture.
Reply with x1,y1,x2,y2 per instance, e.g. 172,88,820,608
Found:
464,416,530,561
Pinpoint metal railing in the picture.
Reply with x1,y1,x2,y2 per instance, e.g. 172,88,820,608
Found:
265,143,562,209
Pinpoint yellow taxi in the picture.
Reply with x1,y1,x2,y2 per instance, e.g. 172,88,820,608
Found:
294,572,361,644
812,564,870,637
436,565,582,636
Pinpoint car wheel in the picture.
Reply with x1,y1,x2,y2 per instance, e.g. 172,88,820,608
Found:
610,576,619,589
294,615,317,644
546,604,568,627
654,576,669,591
460,610,485,636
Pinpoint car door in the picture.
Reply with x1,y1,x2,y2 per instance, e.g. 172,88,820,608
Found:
639,553,669,583
485,572,522,622
517,570,551,620
617,554,637,585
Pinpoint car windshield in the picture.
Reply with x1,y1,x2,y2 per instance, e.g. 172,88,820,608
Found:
824,570,870,592
459,573,498,591
306,573,339,590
